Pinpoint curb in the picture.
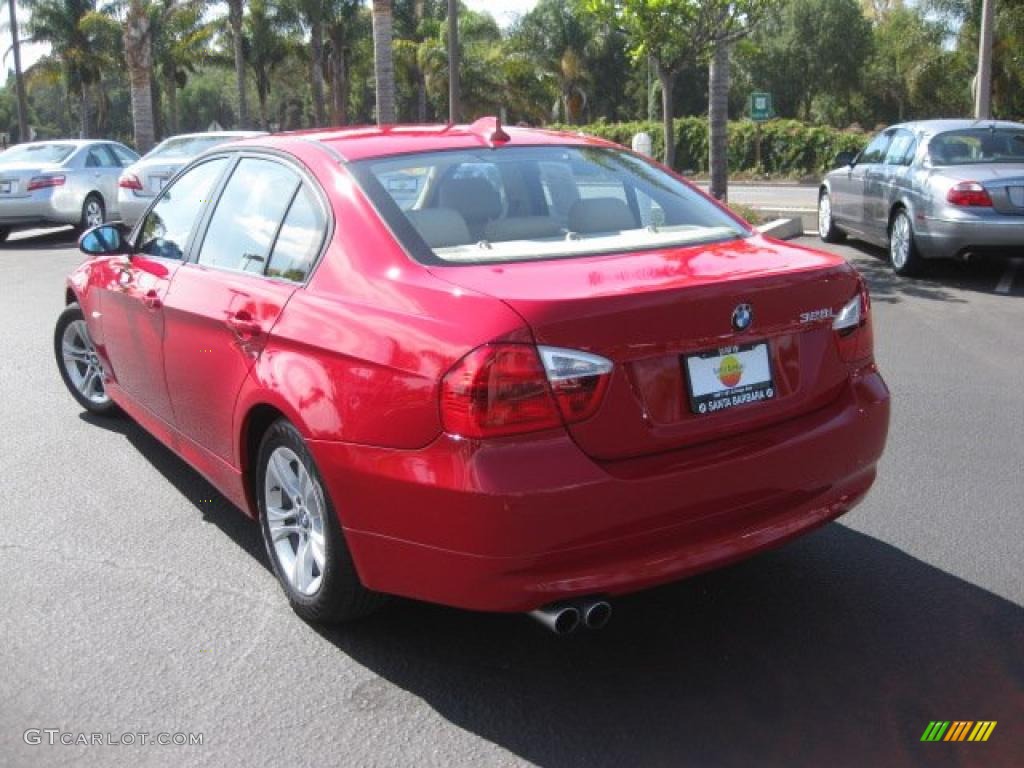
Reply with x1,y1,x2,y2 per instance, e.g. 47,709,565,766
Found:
756,218,804,241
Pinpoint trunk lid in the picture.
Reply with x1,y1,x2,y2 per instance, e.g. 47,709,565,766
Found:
428,235,863,460
0,163,60,198
939,165,1024,215
130,159,187,197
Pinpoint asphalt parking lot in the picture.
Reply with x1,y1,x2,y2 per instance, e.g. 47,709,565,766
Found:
1,227,1021,768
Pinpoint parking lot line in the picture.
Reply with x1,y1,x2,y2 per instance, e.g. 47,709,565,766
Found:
995,258,1021,295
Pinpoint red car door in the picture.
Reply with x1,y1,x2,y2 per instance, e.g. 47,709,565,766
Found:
100,157,230,423
162,155,312,463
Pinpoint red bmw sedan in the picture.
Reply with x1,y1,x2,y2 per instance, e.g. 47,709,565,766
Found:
55,119,889,633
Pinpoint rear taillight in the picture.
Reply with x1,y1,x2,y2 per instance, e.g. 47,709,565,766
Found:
440,343,613,438
118,172,143,191
832,281,873,362
26,174,65,192
946,181,992,207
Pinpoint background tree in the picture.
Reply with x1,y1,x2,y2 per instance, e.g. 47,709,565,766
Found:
371,0,395,123
123,0,156,151
7,0,30,141
225,0,247,127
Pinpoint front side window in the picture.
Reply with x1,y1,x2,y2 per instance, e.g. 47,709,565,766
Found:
351,146,747,265
137,157,228,261
928,128,1024,165
858,132,893,165
196,158,300,273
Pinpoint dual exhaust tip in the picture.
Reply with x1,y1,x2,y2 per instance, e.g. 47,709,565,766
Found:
529,597,612,635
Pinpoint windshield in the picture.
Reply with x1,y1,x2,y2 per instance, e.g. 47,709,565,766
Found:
147,136,236,160
350,146,748,265
929,128,1024,165
0,143,75,164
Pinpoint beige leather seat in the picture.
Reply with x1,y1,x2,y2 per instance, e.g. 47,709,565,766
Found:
439,177,503,239
568,197,637,234
406,208,472,248
484,216,562,242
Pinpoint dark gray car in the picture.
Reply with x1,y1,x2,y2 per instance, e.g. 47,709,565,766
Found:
818,119,1024,275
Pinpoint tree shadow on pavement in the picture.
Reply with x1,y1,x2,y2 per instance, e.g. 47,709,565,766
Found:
317,524,1023,768
844,242,1011,304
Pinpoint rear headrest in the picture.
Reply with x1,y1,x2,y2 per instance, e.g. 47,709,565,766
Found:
568,197,636,234
406,208,471,248
439,177,503,224
484,216,562,242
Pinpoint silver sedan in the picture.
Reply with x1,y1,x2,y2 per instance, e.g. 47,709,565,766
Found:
116,131,264,225
818,119,1024,275
0,140,139,242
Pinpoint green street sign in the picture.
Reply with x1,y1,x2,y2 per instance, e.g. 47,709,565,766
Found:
750,92,773,122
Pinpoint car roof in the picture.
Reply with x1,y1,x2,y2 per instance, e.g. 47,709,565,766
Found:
230,119,618,162
159,131,266,142
891,119,1024,138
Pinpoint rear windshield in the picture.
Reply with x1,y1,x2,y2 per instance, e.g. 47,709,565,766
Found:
147,136,236,160
350,146,748,265
0,143,75,164
929,128,1024,165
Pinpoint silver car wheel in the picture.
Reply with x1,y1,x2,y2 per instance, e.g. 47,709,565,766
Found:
818,194,832,239
61,320,109,405
265,446,327,596
890,214,911,270
84,199,104,228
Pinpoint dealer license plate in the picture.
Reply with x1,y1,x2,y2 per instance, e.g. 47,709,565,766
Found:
685,342,776,415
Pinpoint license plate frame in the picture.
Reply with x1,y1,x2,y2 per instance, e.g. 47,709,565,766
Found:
684,342,776,416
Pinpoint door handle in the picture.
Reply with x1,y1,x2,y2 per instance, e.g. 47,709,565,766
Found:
226,311,262,338
142,289,162,310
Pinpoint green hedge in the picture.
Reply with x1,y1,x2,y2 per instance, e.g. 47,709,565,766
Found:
552,118,868,177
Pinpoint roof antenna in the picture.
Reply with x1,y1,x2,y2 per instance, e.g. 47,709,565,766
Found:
490,114,510,144
469,115,510,147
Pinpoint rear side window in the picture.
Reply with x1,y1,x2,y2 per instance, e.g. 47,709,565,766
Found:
350,146,747,265
197,158,300,273
110,144,139,166
137,157,228,261
86,146,118,168
266,185,326,282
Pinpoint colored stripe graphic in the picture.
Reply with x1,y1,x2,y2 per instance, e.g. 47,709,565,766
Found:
921,721,996,742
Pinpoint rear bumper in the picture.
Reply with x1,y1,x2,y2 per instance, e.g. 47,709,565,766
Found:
0,188,81,228
116,193,151,227
309,364,890,612
917,215,1024,259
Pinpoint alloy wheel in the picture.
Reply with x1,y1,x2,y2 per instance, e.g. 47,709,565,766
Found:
85,199,104,228
264,446,327,596
890,214,910,270
818,194,832,239
60,320,109,405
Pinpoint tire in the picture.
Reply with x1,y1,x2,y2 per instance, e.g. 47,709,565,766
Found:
0,227,10,244
818,190,846,243
257,419,384,624
889,209,924,276
54,303,118,416
78,194,105,232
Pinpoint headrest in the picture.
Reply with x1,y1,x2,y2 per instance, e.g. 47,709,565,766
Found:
439,177,503,223
568,197,636,234
406,208,472,248
484,216,562,242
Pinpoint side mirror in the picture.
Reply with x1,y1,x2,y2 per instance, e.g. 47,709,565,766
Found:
834,151,856,169
79,223,127,256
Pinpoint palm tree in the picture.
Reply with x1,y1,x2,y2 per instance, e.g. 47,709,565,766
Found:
155,1,212,134
226,0,248,128
123,0,155,151
371,0,395,124
245,0,291,130
286,0,327,126
7,0,30,142
323,0,361,125
22,0,117,138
